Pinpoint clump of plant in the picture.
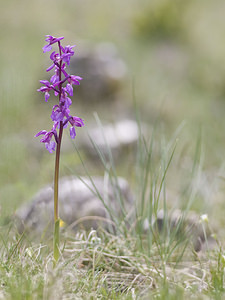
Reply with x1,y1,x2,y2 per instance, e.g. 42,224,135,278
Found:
132,0,190,41
35,35,84,264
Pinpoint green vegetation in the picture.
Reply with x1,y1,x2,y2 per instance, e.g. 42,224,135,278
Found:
1,0,225,298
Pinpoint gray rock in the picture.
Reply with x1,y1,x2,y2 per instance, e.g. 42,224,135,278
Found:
15,174,214,253
152,209,215,252
69,42,127,102
15,176,134,235
81,119,143,159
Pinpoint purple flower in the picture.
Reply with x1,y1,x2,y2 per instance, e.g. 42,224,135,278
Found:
50,67,60,85
70,116,84,127
69,117,84,139
61,45,75,65
38,80,60,101
60,88,72,108
65,83,73,96
35,128,57,144
51,51,61,64
51,104,70,122
65,76,82,96
45,52,61,72
51,105,64,122
68,75,83,86
37,80,53,102
42,35,64,53
35,123,59,153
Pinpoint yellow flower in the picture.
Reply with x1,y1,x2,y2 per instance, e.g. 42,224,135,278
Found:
59,218,66,227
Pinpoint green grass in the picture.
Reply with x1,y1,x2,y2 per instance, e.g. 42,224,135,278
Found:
0,120,224,299
0,220,223,299
1,0,225,298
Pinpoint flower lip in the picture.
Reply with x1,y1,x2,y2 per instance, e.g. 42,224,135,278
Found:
45,140,56,153
70,127,76,139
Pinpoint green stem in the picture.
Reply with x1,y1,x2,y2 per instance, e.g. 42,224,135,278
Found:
53,219,60,266
53,121,63,265
54,122,63,222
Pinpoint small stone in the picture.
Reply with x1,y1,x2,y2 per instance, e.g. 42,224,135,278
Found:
153,209,215,252
81,119,144,159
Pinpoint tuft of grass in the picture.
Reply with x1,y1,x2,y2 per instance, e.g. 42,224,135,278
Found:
0,225,223,299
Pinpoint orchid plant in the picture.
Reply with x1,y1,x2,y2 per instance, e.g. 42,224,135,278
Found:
35,35,84,264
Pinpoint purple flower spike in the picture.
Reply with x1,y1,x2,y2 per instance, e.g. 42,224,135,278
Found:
36,35,84,153
36,36,84,261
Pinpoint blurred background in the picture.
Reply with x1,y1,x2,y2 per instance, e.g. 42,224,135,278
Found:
1,0,225,226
